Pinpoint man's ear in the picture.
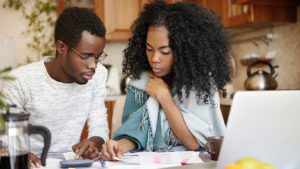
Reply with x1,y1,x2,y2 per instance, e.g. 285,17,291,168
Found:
55,40,67,55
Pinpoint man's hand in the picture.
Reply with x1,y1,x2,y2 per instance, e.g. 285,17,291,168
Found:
101,138,136,161
72,136,104,160
29,152,41,168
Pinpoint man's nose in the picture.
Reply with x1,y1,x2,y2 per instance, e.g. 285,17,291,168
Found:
87,58,97,69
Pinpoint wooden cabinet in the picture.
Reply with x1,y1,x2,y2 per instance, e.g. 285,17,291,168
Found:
56,0,200,41
103,0,149,40
56,0,148,41
105,100,115,138
220,104,231,125
56,0,104,19
190,0,297,28
223,0,297,28
56,0,297,38
80,100,115,141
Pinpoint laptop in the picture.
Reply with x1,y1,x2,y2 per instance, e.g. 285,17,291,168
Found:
217,90,300,169
165,91,300,169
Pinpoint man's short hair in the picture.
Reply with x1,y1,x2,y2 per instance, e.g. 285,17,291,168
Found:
55,7,106,48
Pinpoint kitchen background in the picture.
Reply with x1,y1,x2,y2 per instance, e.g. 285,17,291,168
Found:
0,0,300,93
230,8,300,91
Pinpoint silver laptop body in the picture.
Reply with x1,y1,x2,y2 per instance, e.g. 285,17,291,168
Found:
217,91,300,169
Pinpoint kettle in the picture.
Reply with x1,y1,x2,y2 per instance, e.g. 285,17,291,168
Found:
244,61,279,90
120,76,131,94
0,106,51,169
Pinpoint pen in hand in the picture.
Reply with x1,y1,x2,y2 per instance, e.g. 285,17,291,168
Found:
99,152,106,168
100,158,106,168
112,145,123,160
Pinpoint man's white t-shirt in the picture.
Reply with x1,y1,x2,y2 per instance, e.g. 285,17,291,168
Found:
2,57,109,153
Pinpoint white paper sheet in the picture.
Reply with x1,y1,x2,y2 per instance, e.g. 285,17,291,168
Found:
63,151,76,160
104,151,203,168
33,158,61,169
34,151,203,169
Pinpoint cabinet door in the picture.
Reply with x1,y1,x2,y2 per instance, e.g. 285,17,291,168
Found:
56,0,148,41
56,0,102,15
104,0,149,41
222,0,297,28
101,0,183,40
189,0,297,28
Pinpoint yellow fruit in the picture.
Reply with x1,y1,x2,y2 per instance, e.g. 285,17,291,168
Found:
225,164,244,169
235,157,276,169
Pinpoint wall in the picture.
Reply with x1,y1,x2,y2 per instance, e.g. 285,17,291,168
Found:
0,0,31,67
230,6,300,91
102,41,127,75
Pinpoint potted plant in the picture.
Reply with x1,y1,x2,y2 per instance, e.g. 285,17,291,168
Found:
0,67,14,112
0,67,14,130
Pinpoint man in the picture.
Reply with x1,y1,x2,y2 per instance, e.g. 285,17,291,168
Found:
2,7,108,167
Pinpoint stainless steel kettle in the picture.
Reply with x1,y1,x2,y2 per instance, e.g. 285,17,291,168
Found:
120,76,131,94
244,61,279,90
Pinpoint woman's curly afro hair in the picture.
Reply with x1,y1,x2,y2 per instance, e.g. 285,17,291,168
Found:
122,0,230,103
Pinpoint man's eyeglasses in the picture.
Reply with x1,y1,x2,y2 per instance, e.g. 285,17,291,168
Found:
70,47,107,63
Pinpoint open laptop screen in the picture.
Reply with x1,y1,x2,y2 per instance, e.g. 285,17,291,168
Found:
217,91,300,169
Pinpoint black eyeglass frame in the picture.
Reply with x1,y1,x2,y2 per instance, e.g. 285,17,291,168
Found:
70,47,107,63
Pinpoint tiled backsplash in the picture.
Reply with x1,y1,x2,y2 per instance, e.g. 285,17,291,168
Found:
230,6,300,91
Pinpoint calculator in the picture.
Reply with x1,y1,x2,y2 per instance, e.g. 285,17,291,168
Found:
60,159,93,168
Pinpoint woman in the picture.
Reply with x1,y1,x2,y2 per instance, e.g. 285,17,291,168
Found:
101,1,230,160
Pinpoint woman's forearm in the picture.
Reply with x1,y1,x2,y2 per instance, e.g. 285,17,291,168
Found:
119,138,137,153
156,90,200,150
